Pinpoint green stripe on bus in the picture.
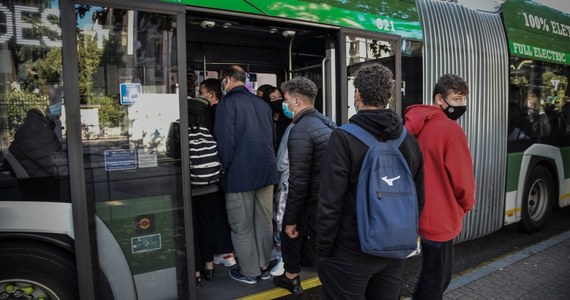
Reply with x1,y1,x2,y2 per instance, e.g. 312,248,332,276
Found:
506,153,523,192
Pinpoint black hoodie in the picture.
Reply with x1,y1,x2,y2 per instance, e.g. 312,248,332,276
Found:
316,109,424,257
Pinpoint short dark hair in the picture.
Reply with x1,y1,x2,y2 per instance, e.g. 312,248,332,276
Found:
353,63,393,107
257,84,273,97
200,78,222,100
432,74,469,101
223,65,247,83
280,77,318,103
262,86,282,103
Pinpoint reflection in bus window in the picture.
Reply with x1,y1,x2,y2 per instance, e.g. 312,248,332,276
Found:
0,0,69,202
346,35,396,119
508,57,568,143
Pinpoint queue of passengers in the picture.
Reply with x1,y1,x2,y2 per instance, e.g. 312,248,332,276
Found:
190,64,475,300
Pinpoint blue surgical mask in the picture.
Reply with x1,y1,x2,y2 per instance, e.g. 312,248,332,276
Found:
282,101,294,119
48,102,62,117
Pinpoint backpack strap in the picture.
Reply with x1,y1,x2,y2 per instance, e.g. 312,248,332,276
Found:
340,123,407,148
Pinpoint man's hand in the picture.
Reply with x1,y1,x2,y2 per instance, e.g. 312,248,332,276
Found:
285,224,299,239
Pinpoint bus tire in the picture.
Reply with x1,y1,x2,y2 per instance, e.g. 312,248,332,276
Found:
518,165,555,233
0,241,78,299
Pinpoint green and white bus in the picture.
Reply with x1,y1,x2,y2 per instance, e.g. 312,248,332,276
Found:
0,0,568,299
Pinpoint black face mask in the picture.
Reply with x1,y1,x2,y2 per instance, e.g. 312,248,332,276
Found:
269,99,284,113
442,99,467,120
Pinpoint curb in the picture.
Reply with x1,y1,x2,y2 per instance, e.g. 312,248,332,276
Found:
445,230,570,292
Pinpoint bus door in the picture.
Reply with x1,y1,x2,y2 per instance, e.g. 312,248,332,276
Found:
342,30,402,121
185,11,336,299
66,2,193,299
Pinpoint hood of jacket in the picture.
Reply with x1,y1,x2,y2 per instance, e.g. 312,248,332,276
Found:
349,109,403,140
404,104,448,136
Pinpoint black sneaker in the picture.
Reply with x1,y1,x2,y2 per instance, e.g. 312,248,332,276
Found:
259,267,270,280
203,268,215,281
196,276,204,289
273,274,303,294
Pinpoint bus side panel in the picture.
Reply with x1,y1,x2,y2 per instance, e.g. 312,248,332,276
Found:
505,153,524,225
560,147,570,207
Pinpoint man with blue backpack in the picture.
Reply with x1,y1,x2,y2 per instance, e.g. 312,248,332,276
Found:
317,63,424,299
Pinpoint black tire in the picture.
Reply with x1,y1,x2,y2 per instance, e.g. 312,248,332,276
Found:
518,165,555,233
0,241,78,300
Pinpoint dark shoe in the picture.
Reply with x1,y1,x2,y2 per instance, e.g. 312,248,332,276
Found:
259,267,270,280
203,268,216,281
196,276,204,289
273,274,303,294
229,269,257,284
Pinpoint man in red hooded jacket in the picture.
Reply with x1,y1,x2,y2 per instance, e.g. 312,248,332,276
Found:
404,74,476,300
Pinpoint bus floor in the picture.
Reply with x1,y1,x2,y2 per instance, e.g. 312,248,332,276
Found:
197,261,319,300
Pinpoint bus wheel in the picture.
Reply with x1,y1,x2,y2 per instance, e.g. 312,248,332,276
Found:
0,241,78,300
518,165,555,233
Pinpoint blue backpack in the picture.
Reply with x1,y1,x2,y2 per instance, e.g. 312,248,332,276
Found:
340,123,418,259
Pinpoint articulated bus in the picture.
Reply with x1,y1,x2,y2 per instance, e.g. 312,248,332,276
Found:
0,0,568,299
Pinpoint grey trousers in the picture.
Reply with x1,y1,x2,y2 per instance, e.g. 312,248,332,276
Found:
226,185,274,277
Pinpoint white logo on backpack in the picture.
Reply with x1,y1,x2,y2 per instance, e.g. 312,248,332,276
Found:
381,175,401,186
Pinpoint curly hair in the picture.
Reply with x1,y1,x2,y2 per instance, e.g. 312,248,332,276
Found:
432,74,469,100
280,77,318,103
353,63,393,107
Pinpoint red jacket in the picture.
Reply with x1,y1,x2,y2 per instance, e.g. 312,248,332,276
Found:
405,105,476,242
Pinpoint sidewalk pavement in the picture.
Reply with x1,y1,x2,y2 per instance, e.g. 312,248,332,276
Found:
444,230,570,299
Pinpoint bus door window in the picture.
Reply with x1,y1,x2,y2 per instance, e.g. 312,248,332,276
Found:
75,6,188,299
401,39,423,113
0,0,69,203
346,35,397,119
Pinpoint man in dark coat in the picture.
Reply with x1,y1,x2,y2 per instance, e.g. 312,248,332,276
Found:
317,64,424,299
273,77,335,294
9,108,61,177
214,65,278,284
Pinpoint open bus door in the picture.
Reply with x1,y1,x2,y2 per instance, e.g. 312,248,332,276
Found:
185,11,337,299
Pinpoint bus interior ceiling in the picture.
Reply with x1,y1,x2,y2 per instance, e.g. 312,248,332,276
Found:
186,12,331,92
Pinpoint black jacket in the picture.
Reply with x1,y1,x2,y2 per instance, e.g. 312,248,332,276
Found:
316,109,424,257
283,108,336,226
9,109,62,177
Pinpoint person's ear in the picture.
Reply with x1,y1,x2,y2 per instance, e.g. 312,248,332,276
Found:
434,94,444,106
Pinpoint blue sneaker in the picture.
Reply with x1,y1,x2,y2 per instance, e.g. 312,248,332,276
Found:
229,269,257,284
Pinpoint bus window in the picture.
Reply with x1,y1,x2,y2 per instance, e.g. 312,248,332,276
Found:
346,35,397,119
402,39,423,112
508,57,569,145
0,0,69,203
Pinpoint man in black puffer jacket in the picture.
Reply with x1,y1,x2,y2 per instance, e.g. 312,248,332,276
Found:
317,64,424,299
273,77,336,294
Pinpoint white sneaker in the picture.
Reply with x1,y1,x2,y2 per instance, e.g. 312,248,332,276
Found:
270,257,285,276
213,253,236,267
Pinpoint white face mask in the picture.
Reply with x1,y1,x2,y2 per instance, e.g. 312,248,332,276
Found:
221,78,229,95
